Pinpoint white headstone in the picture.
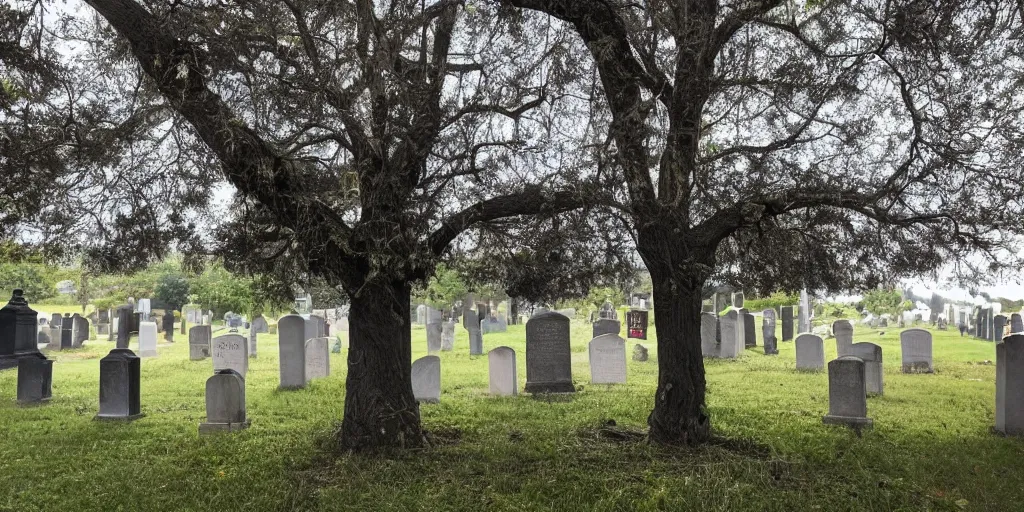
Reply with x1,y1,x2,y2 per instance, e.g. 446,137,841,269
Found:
212,333,248,377
588,333,627,384
304,337,330,382
411,355,441,403
488,346,517,396
138,321,158,357
900,328,933,373
795,333,824,371
278,315,307,389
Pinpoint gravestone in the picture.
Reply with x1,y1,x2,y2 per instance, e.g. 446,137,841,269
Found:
795,333,825,371
17,354,52,404
598,301,617,320
592,319,621,338
996,334,1024,435
633,344,649,362
524,312,574,393
304,337,330,382
742,310,756,347
732,291,745,308
463,309,483,356
849,342,884,395
411,355,441,403
189,325,212,360
762,309,778,355
212,333,248,377
304,316,326,342
900,328,933,373
137,298,152,321
625,310,649,340
199,369,250,434
248,323,258,359
995,314,1008,341
162,311,175,342
1011,313,1024,334
781,306,794,341
832,319,854,357
416,304,427,325
488,346,517,396
426,320,442,353
700,312,718,358
60,314,73,350
72,314,90,348
46,326,60,351
0,289,44,370
133,312,143,334
138,321,158,357
251,315,269,334
116,306,133,349
50,313,62,329
37,329,50,347
441,320,455,351
822,356,872,429
719,310,741,359
278,315,307,389
589,334,627,384
798,290,810,333
95,348,143,421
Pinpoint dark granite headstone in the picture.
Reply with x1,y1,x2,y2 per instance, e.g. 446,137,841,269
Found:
524,312,574,393
162,311,175,342
625,310,648,340
95,348,143,421
116,306,133,349
995,314,1008,341
780,306,794,341
17,354,52,403
0,289,44,370
1013,313,1024,334
60,314,73,350
742,310,756,347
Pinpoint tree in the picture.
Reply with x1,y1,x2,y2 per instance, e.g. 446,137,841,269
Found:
12,0,606,450
506,0,1024,444
862,288,905,317
154,273,190,311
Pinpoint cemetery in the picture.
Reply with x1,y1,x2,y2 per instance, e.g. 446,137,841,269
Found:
6,0,1024,509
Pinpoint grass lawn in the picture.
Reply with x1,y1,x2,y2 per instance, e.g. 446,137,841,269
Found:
2,307,1022,511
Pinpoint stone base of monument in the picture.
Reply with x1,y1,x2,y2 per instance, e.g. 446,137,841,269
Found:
94,413,146,422
822,415,873,430
199,419,251,435
524,381,575,394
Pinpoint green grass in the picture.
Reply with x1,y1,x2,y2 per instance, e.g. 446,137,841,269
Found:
2,308,1021,511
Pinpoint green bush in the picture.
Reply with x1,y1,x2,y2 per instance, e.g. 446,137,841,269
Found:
744,291,800,312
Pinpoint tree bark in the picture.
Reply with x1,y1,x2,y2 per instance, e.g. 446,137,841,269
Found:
339,279,425,451
639,229,713,445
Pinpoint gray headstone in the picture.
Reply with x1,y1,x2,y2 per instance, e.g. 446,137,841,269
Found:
900,328,933,373
592,319,621,338
822,356,872,429
589,333,627,384
1012,313,1023,334
781,306,794,341
798,290,810,333
199,369,249,434
524,312,574,393
719,311,741,359
742,310,756,347
37,329,51,347
305,316,326,342
138,321,158,357
72,314,90,348
17,355,52,404
50,313,62,328
212,333,248,377
762,309,778,355
996,334,1024,435
732,291,744,308
251,315,269,334
700,312,718,358
464,309,483,355
848,342,883,395
416,304,427,325
832,319,854,356
632,343,649,362
795,333,825,371
304,337,330,382
441,320,455,351
95,348,143,421
426,321,442,353
278,315,307,389
488,346,517,396
189,325,212,360
482,315,508,335
995,314,1008,341
248,323,258,359
411,355,441,403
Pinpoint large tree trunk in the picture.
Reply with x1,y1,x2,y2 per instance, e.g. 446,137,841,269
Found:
339,279,425,451
640,231,713,445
